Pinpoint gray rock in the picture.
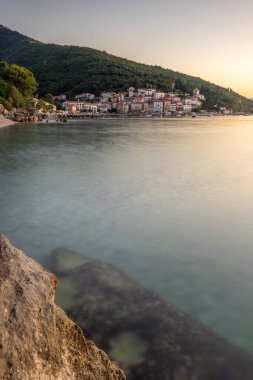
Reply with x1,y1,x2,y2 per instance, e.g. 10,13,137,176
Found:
0,235,125,380
49,247,253,380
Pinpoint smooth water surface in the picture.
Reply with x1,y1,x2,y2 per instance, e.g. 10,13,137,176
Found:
1,117,253,351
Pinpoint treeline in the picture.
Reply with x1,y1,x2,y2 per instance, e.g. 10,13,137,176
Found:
1,25,253,112
0,61,37,110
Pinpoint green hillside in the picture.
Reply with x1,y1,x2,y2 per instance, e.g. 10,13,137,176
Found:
0,61,37,110
0,25,252,112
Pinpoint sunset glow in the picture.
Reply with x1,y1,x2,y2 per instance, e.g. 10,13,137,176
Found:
2,0,253,97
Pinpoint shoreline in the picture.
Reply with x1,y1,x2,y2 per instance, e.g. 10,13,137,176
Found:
0,118,18,128
1,114,252,127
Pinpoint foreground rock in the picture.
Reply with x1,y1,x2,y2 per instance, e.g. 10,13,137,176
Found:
0,235,125,380
49,248,253,380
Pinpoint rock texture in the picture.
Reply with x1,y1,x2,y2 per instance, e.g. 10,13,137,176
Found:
0,235,125,380
49,248,253,380
12,109,43,123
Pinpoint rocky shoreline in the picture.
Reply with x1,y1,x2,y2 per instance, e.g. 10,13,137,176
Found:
0,103,44,124
0,235,125,380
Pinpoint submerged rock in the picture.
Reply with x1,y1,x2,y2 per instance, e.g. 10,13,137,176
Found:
49,247,253,380
0,235,125,380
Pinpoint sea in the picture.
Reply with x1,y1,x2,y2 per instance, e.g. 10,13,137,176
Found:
1,116,253,352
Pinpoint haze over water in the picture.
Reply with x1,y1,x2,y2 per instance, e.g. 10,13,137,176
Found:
1,117,253,352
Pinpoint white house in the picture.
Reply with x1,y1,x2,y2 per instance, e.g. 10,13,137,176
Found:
128,87,135,98
154,92,166,100
53,94,66,101
193,88,200,96
63,101,97,113
75,93,95,101
153,101,164,113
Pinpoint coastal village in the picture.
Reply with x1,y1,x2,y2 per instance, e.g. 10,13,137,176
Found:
51,86,214,117
0,85,235,124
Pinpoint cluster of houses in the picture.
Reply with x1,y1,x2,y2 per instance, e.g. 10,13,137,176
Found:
53,87,206,116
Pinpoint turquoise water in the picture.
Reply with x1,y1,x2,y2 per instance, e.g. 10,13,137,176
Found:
1,117,253,351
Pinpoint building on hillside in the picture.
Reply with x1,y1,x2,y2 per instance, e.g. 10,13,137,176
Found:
100,92,116,102
172,96,181,103
117,101,129,114
98,103,111,113
220,107,232,115
176,102,184,112
62,101,98,113
128,87,135,98
75,93,95,101
137,88,156,97
81,103,98,113
154,92,166,100
62,101,77,113
183,105,192,113
130,102,143,113
117,93,125,102
34,99,57,112
164,100,173,113
143,102,150,113
145,88,156,96
142,95,153,102
137,89,147,96
147,102,154,114
167,104,177,112
53,94,66,101
193,88,200,96
153,101,164,114
186,96,202,108
192,88,205,101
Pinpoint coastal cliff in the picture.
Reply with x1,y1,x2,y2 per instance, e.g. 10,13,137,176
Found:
0,235,125,380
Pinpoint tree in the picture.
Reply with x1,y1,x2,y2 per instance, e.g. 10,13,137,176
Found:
8,85,24,107
108,107,117,114
0,61,37,109
36,99,47,110
0,78,9,98
0,96,12,110
0,62,37,97
43,93,54,103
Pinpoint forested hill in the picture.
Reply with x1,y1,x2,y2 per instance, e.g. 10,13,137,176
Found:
0,25,252,112
0,61,37,110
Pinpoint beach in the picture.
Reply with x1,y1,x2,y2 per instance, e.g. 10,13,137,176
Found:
0,118,17,128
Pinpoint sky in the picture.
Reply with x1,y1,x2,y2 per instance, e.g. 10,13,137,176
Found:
1,0,253,97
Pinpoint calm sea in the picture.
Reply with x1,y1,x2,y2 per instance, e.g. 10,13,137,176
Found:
1,117,253,351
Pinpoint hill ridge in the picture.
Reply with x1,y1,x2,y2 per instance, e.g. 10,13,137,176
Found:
0,25,252,111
